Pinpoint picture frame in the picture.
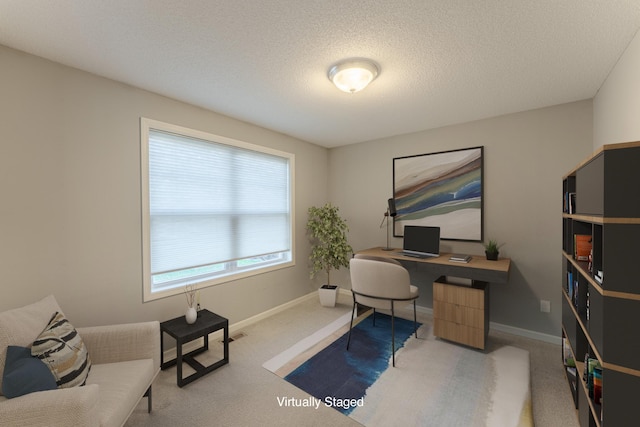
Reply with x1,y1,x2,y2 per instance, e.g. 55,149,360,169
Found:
393,146,484,241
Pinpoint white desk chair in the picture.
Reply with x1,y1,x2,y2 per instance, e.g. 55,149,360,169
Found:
347,255,419,367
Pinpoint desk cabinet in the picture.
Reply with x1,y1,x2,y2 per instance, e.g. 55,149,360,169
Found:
433,278,489,349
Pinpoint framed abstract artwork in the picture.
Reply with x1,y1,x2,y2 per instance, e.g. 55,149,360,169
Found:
393,146,484,241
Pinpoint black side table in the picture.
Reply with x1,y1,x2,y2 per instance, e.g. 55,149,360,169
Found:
160,309,229,387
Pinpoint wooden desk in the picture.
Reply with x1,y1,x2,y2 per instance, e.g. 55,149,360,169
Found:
356,247,511,284
356,247,512,349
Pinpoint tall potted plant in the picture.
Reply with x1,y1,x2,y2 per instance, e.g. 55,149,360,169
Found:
307,203,353,307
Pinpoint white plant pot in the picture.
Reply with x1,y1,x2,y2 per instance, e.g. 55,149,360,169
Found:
319,284,338,307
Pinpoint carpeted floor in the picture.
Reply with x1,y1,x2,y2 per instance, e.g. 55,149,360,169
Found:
125,293,579,427
265,311,532,426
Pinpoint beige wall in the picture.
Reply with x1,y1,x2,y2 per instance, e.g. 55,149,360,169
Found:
1,42,601,339
0,45,328,326
594,29,640,148
328,101,594,337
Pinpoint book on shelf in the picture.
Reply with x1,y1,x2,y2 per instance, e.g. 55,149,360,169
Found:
574,234,592,261
449,254,471,263
562,337,575,366
567,271,579,305
563,192,576,214
566,367,577,393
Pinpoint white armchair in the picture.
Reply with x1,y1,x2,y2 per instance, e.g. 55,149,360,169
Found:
0,296,160,427
347,255,419,366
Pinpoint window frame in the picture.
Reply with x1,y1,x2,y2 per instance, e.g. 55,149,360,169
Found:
140,118,295,302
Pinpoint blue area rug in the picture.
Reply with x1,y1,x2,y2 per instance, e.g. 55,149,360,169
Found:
264,310,533,426
283,313,419,415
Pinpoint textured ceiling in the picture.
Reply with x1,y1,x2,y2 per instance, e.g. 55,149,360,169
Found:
1,1,640,147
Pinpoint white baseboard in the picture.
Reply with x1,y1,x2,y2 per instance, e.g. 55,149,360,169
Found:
338,287,352,297
489,321,561,345
413,304,560,344
416,305,433,315
163,291,319,362
163,289,561,361
229,291,319,333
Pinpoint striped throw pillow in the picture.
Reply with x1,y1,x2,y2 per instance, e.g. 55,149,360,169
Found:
31,311,91,388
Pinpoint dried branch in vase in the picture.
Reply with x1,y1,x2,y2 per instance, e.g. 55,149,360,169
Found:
184,284,197,308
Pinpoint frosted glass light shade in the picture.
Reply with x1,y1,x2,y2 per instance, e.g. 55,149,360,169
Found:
328,59,379,93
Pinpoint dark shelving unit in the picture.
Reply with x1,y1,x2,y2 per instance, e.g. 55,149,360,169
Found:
561,141,640,426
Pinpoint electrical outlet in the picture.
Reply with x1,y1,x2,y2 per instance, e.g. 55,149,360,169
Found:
540,300,551,313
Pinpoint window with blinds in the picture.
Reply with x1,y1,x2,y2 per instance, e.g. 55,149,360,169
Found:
141,118,294,301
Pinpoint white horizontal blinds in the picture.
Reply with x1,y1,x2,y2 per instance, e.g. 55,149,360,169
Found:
148,129,291,276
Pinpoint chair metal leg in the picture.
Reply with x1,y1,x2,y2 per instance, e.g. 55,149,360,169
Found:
346,296,357,350
391,301,396,367
413,300,418,338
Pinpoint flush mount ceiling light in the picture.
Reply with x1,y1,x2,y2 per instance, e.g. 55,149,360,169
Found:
328,59,379,93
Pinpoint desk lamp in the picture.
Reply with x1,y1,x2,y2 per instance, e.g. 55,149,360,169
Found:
380,198,397,250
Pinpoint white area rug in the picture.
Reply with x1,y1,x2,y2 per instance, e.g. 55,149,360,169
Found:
264,313,534,427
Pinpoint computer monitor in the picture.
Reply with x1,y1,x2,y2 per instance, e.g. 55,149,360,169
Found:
401,225,441,258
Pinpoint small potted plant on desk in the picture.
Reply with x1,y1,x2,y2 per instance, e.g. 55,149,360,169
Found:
307,203,353,307
484,239,503,261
